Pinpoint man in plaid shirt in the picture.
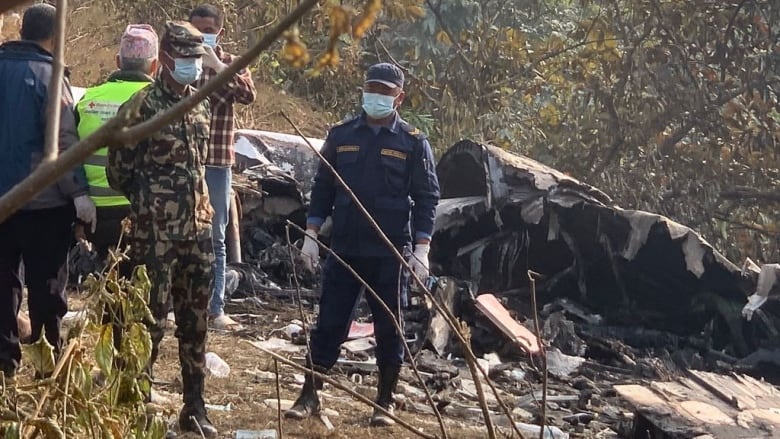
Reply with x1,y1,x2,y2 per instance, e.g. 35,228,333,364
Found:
190,4,256,330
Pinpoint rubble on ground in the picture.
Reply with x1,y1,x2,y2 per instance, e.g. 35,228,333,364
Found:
228,136,780,438
65,133,780,437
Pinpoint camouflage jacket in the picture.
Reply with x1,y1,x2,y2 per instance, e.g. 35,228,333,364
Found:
107,76,213,241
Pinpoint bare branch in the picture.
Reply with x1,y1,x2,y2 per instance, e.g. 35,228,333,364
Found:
247,341,437,439
423,0,474,68
22,339,78,438
0,0,319,223
285,221,451,439
527,272,548,439
0,116,121,223
42,0,67,163
720,188,780,203
720,0,749,81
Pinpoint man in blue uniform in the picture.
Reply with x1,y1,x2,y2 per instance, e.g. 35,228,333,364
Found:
285,63,440,426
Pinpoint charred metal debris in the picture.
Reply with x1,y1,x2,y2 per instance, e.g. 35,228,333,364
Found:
72,131,780,438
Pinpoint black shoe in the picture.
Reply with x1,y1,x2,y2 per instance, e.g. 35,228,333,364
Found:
370,402,396,426
369,366,401,427
178,407,218,438
285,367,323,420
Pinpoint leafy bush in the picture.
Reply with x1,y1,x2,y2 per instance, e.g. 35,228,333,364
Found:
0,244,166,439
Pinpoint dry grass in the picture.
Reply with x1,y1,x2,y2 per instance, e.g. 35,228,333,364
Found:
148,304,489,438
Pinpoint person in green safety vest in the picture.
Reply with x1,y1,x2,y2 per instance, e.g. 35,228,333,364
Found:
75,24,159,257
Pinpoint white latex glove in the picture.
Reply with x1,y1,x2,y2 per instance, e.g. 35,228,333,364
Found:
202,46,226,72
409,243,431,282
756,264,780,297
73,195,96,233
300,229,319,273
742,263,780,321
742,294,768,321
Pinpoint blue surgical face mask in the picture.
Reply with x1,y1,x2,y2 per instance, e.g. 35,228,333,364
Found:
202,33,218,48
169,55,203,85
362,92,397,119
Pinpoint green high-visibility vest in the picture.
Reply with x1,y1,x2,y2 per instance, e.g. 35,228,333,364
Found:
77,80,150,207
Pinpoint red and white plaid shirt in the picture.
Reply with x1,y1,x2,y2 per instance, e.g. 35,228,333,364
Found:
196,46,257,167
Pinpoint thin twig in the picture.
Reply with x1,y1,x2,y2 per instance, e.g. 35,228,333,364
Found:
274,359,283,439
281,112,525,438
424,0,473,68
460,322,497,439
61,353,74,430
22,339,79,439
720,0,749,81
283,226,318,422
285,221,450,439
190,415,206,438
528,272,547,439
246,341,436,439
0,0,320,222
42,0,68,162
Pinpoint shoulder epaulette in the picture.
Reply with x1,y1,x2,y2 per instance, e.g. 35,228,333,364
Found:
400,120,426,140
330,115,359,130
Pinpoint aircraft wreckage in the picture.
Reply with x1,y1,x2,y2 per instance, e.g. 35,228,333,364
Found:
225,133,780,437
231,132,777,363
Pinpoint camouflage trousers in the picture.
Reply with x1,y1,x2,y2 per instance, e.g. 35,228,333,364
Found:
128,237,213,406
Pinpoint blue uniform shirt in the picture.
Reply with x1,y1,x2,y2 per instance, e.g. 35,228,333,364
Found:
308,112,440,257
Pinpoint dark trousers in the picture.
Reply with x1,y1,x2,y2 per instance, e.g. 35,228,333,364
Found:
310,255,406,370
0,205,74,370
84,205,129,258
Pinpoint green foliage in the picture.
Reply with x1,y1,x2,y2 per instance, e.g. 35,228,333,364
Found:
0,245,164,438
22,331,55,378
367,0,780,262
89,0,780,261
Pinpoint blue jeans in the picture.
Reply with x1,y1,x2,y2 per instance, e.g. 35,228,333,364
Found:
205,166,231,316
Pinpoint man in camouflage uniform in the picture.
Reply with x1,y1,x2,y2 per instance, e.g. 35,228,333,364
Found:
107,21,217,438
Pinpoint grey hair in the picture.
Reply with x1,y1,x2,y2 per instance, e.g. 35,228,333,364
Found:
119,57,155,74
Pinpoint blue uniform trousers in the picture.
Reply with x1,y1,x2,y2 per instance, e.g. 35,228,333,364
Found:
310,254,405,369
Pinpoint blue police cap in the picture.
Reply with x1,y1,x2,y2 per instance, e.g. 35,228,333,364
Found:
365,63,404,89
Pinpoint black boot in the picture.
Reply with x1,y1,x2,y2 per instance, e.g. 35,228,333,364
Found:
179,371,217,438
285,365,325,420
370,366,401,426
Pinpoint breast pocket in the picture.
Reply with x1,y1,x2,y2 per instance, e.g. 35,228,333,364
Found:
335,150,360,183
380,150,409,194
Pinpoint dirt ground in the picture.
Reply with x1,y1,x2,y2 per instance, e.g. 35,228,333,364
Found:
146,302,492,439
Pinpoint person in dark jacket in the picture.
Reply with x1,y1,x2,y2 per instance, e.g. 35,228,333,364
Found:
0,3,94,380
285,63,440,426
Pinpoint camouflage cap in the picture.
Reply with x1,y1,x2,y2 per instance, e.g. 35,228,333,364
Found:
161,20,206,57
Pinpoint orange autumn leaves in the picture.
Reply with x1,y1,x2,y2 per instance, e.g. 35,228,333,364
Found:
281,0,383,72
